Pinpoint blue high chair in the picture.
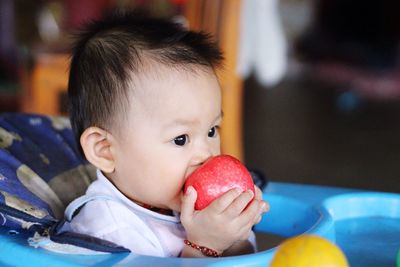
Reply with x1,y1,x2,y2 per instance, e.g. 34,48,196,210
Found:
0,112,399,266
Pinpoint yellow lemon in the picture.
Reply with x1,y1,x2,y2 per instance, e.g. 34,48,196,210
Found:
270,234,349,267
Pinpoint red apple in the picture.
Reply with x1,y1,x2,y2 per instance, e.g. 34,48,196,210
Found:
184,154,255,210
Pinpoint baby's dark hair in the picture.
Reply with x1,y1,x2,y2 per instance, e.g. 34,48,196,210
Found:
68,10,223,150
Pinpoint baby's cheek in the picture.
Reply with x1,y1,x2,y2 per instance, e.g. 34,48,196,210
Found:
163,187,184,212
175,191,185,210
170,199,182,212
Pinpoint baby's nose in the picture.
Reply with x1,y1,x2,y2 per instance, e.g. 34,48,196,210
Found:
192,151,212,167
190,142,215,167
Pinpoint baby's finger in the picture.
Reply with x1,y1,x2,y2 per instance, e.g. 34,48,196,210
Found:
255,215,262,224
254,185,263,200
236,199,265,227
252,202,268,225
180,186,197,224
207,187,242,213
223,189,255,218
261,201,269,213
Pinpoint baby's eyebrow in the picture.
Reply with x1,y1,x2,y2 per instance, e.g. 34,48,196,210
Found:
163,117,200,131
166,119,197,128
165,111,223,129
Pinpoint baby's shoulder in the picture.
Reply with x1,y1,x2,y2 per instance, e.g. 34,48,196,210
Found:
68,198,164,255
70,197,147,234
84,197,143,224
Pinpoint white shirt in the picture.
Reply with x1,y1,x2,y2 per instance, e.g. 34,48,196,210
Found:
68,170,185,257
66,170,256,257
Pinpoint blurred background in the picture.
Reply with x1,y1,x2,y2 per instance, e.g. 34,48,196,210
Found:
0,0,399,192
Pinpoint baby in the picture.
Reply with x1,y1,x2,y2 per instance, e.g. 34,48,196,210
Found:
66,10,268,257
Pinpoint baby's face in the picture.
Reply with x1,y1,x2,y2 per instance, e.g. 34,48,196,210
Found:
110,66,222,212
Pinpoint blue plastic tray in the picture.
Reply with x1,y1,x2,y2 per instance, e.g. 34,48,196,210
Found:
1,182,399,267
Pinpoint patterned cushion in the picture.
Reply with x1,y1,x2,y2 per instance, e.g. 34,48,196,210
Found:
0,112,96,232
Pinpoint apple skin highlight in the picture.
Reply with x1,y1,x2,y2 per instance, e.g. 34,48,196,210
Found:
184,155,255,210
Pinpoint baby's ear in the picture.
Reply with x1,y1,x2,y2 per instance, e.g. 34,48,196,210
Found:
80,127,115,173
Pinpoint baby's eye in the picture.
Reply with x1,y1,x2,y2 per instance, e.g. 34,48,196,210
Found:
208,126,219,138
173,134,189,146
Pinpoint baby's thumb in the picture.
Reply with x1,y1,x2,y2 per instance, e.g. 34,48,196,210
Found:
180,186,197,221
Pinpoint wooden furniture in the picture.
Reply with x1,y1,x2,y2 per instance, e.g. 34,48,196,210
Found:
22,52,70,115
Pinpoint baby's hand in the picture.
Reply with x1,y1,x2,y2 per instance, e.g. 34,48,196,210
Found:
180,185,268,255
253,185,268,224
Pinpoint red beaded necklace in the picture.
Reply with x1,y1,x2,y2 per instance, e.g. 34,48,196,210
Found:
136,202,174,216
